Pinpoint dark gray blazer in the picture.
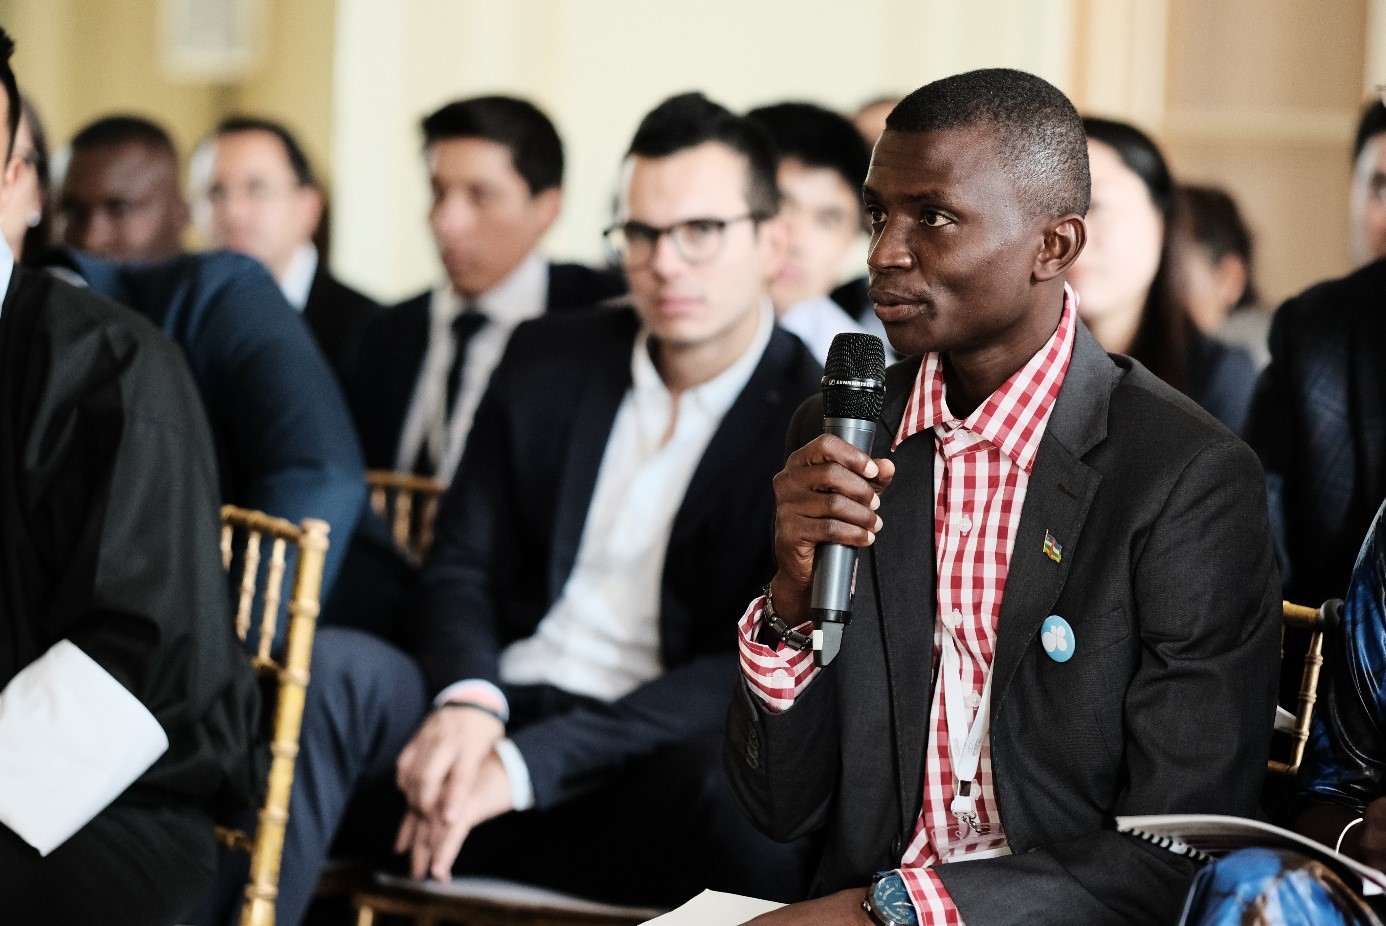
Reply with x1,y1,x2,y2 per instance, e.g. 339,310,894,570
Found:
725,321,1281,925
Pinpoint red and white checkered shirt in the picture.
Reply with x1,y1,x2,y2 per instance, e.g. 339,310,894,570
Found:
737,286,1078,925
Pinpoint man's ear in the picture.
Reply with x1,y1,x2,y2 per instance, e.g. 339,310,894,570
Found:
0,150,21,216
1034,214,1085,283
299,186,325,240
757,212,791,284
532,186,562,234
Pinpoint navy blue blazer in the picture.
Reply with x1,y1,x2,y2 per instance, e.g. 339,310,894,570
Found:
412,306,822,810
56,249,367,609
346,261,626,470
1246,257,1386,606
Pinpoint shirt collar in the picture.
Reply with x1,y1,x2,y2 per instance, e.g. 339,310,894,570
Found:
0,237,14,319
893,283,1078,474
278,243,318,311
630,300,775,418
433,250,548,327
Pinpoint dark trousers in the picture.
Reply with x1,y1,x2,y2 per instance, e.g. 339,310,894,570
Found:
205,628,811,925
0,801,215,926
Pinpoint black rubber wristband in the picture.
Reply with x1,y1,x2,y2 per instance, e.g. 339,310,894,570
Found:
438,700,506,726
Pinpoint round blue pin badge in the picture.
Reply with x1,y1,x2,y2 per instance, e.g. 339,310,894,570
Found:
1041,615,1075,663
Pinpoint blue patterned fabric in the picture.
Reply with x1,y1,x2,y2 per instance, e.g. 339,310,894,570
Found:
1179,848,1381,926
1299,500,1386,815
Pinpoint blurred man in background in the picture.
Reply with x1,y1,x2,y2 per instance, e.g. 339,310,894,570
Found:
198,116,380,376
747,102,872,364
56,114,188,261
346,95,625,483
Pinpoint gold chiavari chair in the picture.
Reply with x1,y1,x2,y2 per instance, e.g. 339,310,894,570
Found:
1268,598,1341,779
366,470,448,565
216,505,331,926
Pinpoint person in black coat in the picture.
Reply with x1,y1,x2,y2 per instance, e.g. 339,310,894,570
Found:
344,96,624,483
1246,257,1386,609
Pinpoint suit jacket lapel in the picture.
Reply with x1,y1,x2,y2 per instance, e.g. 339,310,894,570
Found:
547,316,636,596
870,357,938,834
991,324,1114,708
669,328,799,545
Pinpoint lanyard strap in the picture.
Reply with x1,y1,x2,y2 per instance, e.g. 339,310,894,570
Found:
940,623,993,833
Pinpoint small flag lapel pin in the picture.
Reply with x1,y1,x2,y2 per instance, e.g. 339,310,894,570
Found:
1042,530,1063,563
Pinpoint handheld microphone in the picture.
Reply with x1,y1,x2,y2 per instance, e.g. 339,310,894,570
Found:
811,332,887,666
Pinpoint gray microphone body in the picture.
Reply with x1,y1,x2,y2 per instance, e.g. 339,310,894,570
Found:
811,334,887,666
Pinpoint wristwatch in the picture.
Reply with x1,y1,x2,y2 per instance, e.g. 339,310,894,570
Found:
863,871,918,925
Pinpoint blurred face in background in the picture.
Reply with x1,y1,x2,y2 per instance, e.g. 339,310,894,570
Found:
1174,239,1248,334
616,141,786,357
769,158,862,312
2,112,41,259
1350,132,1386,268
1069,139,1163,348
59,140,188,261
206,129,321,281
426,136,560,298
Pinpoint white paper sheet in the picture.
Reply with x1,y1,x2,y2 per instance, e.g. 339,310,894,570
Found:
0,640,168,855
642,889,784,924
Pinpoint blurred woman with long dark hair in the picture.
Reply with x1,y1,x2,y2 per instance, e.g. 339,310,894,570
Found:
1070,116,1257,433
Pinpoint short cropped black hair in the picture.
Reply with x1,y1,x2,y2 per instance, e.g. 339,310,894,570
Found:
71,114,179,163
215,115,317,188
747,102,869,193
421,96,563,195
1354,100,1386,163
0,28,19,159
885,68,1090,218
627,92,780,218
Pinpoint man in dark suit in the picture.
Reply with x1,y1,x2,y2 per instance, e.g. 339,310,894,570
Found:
345,95,624,483
198,116,381,378
726,69,1280,925
256,92,821,926
1245,258,1386,710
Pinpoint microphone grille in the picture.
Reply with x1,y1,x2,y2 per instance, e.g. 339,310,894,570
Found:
822,333,887,420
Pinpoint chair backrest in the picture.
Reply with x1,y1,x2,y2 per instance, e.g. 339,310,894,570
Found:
1267,599,1340,779
217,505,331,926
366,469,447,565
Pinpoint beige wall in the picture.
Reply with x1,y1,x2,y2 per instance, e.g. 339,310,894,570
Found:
332,0,1080,302
0,0,1371,307
1162,0,1367,304
0,0,336,227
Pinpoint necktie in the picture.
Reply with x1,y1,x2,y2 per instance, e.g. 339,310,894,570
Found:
414,306,488,477
445,308,488,418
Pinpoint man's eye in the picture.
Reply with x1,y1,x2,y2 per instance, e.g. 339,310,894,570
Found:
683,220,721,239
921,210,950,228
865,207,885,227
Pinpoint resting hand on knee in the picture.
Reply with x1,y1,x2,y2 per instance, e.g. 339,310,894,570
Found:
398,749,513,880
394,708,505,862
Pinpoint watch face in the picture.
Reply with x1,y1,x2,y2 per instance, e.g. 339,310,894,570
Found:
871,873,919,926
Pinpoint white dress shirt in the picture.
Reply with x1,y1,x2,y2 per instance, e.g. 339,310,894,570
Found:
278,242,318,311
778,293,870,365
395,252,549,484
448,303,775,810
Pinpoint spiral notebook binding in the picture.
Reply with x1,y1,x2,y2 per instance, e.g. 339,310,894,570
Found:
1124,828,1214,862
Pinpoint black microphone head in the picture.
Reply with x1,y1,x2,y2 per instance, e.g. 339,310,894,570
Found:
822,333,886,420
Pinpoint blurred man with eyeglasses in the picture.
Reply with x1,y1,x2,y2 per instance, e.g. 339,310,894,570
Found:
345,96,625,485
196,116,380,378
263,92,821,924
